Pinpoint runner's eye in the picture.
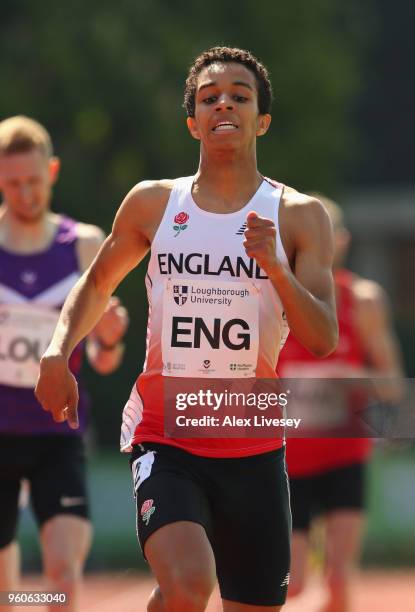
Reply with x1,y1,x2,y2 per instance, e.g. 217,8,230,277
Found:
234,95,248,103
203,96,217,104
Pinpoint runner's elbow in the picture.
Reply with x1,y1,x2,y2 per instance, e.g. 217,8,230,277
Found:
312,324,338,358
86,266,115,298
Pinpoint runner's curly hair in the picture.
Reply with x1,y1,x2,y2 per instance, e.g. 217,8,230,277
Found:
184,46,273,117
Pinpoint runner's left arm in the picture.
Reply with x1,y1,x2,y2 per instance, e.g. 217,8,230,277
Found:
243,194,338,357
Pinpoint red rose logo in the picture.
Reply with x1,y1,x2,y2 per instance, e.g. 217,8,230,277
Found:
174,212,189,225
173,212,189,237
141,498,156,525
141,499,154,515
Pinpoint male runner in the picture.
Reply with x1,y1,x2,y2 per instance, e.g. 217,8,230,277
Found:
36,48,338,611
0,116,128,611
278,194,403,612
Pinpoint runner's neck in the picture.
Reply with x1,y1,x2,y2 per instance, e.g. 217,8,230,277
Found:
0,210,59,254
192,163,263,214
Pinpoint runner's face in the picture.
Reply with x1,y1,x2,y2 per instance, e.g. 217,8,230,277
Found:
187,62,271,151
0,150,60,224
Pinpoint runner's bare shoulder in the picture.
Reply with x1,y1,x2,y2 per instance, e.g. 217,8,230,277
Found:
279,186,331,260
76,221,105,244
353,276,389,322
114,179,175,244
353,277,385,303
281,186,329,218
74,222,106,271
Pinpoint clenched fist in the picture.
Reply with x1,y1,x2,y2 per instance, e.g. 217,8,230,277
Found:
243,211,279,275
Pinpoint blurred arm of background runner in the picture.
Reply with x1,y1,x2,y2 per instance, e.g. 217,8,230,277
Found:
75,223,129,375
35,181,166,427
87,296,128,373
353,277,405,404
302,191,405,403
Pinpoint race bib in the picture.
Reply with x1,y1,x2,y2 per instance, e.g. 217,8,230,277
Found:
161,278,259,377
0,303,59,388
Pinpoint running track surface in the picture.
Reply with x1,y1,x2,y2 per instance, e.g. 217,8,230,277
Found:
15,571,415,611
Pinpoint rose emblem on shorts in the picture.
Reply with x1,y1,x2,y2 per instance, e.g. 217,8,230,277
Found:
173,212,189,237
141,499,156,525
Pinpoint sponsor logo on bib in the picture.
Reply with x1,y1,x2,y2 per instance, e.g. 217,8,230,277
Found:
173,285,188,305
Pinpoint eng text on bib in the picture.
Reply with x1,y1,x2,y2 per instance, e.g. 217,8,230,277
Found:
161,278,259,378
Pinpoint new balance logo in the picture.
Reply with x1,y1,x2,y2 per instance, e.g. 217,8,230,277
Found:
280,572,290,587
236,222,247,235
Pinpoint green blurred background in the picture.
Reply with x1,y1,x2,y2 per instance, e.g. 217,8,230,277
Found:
2,0,414,570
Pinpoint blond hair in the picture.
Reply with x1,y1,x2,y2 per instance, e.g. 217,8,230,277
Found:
0,116,53,158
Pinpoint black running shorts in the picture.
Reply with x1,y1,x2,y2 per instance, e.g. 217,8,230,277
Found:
289,462,366,531
0,434,89,548
130,442,291,607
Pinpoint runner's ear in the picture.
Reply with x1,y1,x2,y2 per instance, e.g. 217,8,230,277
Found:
186,117,201,141
48,156,61,184
256,114,271,137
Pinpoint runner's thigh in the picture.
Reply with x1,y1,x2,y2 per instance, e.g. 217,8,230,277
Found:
130,443,213,557
210,448,291,607
30,435,89,526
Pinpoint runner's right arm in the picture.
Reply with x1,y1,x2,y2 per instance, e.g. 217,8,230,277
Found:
75,223,129,374
35,181,171,427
